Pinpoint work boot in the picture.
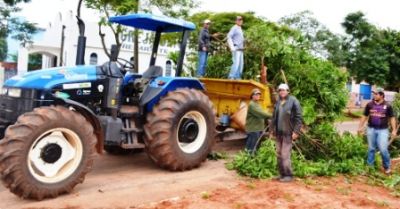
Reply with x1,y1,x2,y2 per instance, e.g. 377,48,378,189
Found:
384,168,391,175
279,176,293,182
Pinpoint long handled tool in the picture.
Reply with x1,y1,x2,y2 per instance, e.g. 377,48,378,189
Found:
251,125,270,155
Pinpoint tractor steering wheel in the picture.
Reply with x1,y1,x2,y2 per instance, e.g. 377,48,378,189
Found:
117,58,135,74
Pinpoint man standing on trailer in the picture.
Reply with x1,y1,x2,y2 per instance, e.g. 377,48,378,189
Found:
197,19,212,77
227,16,245,80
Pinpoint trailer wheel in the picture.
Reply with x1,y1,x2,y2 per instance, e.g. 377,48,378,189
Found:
0,106,96,200
144,88,216,171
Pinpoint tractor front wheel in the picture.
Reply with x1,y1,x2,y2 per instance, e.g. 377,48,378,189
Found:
0,106,96,200
144,88,216,171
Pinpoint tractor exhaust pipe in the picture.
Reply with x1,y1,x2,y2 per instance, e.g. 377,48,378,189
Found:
75,0,86,65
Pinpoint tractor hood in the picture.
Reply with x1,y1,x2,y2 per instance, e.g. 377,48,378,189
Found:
4,65,98,90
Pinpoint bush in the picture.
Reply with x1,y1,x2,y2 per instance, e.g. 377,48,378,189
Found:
228,123,368,178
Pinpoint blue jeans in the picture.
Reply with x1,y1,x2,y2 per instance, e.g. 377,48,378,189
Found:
367,127,391,169
246,131,261,153
229,50,244,79
197,51,208,77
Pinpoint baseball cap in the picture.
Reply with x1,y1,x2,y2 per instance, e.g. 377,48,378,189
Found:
204,19,211,24
251,88,262,96
372,87,384,93
278,83,290,91
236,16,243,21
372,87,385,96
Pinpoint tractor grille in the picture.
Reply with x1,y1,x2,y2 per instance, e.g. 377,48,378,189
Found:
0,89,38,138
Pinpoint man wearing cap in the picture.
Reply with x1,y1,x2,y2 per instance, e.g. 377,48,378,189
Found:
245,88,271,153
358,87,397,174
270,84,303,182
227,16,245,80
197,19,212,77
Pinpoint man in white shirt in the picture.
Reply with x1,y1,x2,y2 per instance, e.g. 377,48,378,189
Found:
227,16,245,80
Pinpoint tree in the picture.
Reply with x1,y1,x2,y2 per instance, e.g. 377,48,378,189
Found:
342,11,397,87
279,11,347,66
28,53,42,71
188,12,348,124
0,0,37,60
84,0,198,72
381,30,400,90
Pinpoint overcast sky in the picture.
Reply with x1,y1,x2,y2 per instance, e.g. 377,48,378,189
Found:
15,0,400,34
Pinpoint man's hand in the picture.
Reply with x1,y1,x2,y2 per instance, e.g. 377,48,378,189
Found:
357,127,365,136
212,32,221,38
269,131,275,139
391,129,397,139
292,132,299,141
202,46,207,51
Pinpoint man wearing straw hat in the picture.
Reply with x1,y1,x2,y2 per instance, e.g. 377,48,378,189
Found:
245,88,271,153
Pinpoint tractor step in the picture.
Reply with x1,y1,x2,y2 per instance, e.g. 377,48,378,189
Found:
121,143,145,149
122,127,143,133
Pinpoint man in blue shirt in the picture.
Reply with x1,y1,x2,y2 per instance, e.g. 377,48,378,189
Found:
227,16,245,80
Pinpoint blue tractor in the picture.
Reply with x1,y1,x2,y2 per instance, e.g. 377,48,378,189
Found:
0,14,216,200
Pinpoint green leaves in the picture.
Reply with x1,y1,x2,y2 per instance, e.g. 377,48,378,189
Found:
229,124,369,179
188,12,349,124
343,12,400,89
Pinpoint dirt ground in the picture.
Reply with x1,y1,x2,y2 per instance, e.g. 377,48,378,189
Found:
141,176,400,209
0,140,243,209
1,121,399,209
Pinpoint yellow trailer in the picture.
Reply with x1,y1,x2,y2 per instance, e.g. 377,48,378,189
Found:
200,78,274,140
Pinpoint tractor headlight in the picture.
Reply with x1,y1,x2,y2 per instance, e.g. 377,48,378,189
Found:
0,87,7,95
8,88,22,98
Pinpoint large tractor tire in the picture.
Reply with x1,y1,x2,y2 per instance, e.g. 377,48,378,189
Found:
0,106,97,200
144,88,216,171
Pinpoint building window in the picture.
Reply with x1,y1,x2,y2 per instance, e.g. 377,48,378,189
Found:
89,53,98,65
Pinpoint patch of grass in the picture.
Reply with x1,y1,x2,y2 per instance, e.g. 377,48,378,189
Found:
302,178,317,186
376,200,390,207
336,187,352,196
283,193,295,202
246,182,256,189
201,191,210,199
234,202,244,209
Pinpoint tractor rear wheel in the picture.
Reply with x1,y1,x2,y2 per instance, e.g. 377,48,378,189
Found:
0,106,96,200
144,88,216,171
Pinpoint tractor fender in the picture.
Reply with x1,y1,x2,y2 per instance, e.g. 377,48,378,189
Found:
140,77,205,112
54,98,104,154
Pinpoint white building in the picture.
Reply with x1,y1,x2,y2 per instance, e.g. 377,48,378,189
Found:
18,11,178,75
